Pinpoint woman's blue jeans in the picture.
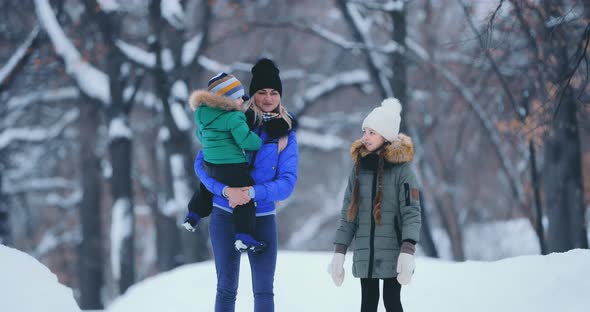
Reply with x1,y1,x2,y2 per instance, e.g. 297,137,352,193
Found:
209,208,277,312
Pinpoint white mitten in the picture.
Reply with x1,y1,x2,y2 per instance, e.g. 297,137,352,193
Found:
328,253,345,287
396,252,415,285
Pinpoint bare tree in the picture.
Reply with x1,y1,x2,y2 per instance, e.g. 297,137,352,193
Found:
542,0,589,251
35,0,142,293
78,100,104,309
337,0,439,257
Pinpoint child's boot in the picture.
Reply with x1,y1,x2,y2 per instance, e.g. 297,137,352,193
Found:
181,212,201,232
234,233,267,253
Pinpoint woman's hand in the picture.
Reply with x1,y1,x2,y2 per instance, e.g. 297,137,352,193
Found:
225,186,251,208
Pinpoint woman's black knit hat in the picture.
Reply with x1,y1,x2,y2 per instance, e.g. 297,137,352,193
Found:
249,58,282,96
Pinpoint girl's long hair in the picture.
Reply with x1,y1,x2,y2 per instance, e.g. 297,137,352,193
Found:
346,150,385,225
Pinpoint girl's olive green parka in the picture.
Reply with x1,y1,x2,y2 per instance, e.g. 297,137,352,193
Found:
334,134,422,279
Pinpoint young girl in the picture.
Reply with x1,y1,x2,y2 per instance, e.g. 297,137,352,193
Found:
329,98,422,312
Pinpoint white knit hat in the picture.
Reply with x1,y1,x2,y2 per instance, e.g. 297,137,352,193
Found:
361,98,403,142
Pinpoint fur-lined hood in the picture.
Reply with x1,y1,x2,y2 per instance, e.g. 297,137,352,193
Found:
351,133,414,164
188,90,242,112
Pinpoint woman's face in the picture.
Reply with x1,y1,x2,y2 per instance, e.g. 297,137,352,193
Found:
361,128,386,152
253,88,281,112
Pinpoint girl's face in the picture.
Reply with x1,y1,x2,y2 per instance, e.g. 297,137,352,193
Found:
253,88,281,112
362,128,386,152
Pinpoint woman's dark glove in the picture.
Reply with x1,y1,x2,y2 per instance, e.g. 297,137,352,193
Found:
245,109,256,129
264,115,290,139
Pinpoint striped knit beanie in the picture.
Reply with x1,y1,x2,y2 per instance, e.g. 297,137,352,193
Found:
207,72,245,100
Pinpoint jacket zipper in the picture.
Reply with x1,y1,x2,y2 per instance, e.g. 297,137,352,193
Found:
367,169,378,278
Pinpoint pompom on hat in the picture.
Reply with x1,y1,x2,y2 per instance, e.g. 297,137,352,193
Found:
361,98,403,142
249,58,282,96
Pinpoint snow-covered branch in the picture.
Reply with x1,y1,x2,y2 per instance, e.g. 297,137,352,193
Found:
197,56,253,74
198,56,308,81
418,57,525,205
181,33,203,66
161,0,185,30
302,69,370,102
348,0,404,12
3,87,79,128
252,20,402,54
0,25,40,89
404,36,526,205
3,178,77,195
125,89,163,111
6,87,80,112
33,223,80,258
97,0,120,12
115,40,176,72
296,130,348,151
169,81,191,131
0,109,79,150
108,117,132,141
545,7,583,28
115,40,156,69
46,190,83,209
341,1,395,97
35,0,110,105
293,69,370,114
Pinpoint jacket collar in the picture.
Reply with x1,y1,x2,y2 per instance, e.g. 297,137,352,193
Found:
188,90,242,112
351,133,414,164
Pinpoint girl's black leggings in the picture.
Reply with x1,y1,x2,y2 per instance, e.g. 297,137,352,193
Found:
360,278,403,312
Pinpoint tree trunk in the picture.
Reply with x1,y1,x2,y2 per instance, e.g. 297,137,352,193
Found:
437,197,465,261
150,42,184,269
81,0,137,293
109,132,135,293
419,192,439,257
107,41,135,295
389,3,438,257
391,6,407,105
337,0,389,98
78,102,104,309
545,87,588,251
0,166,10,246
148,0,211,266
529,141,547,254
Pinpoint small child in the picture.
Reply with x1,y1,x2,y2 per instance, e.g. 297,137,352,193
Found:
182,72,265,252
328,98,422,312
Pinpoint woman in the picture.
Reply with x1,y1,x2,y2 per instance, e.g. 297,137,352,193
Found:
194,58,298,312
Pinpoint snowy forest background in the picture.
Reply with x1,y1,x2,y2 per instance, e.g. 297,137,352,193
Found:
0,0,588,310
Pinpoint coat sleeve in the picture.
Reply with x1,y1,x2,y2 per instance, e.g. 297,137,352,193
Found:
194,150,227,197
398,162,422,243
333,168,357,248
252,130,298,201
226,113,262,151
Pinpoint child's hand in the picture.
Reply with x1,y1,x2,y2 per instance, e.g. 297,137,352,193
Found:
328,253,345,287
396,241,416,285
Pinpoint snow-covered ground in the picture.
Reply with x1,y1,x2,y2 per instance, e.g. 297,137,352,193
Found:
107,250,590,312
2,244,589,312
0,244,80,312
